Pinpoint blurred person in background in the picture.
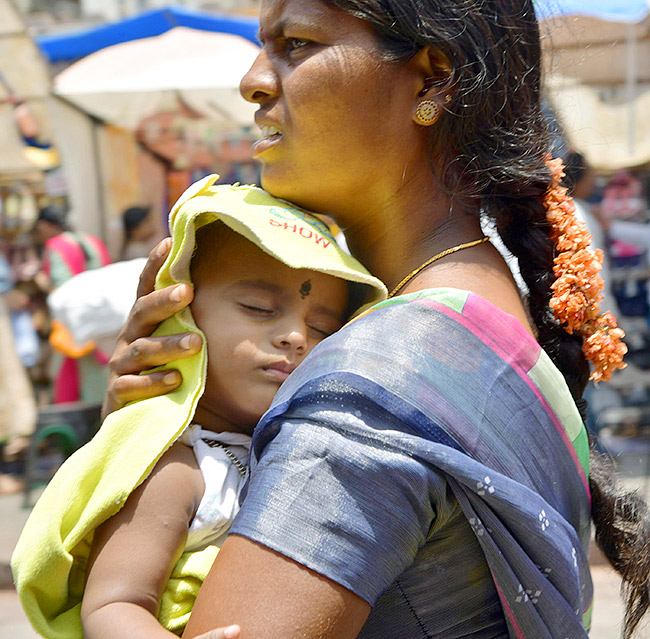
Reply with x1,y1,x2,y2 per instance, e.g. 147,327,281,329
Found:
0,252,36,493
121,206,158,261
34,205,111,290
34,205,112,405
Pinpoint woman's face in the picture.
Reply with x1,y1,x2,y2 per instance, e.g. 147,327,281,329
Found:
240,0,425,216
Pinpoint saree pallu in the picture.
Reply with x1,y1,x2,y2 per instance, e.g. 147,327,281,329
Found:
235,288,593,638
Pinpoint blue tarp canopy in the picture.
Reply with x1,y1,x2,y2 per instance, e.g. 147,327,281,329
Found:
535,0,649,23
36,5,259,63
36,2,649,64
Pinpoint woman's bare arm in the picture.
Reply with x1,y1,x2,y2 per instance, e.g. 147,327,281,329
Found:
102,239,202,419
183,535,371,639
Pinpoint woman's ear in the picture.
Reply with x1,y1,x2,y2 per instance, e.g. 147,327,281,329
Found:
410,47,453,126
411,47,452,98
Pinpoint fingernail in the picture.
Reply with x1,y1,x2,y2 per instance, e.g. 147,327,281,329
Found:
223,626,240,639
155,241,169,258
180,334,196,350
163,372,178,385
170,285,184,302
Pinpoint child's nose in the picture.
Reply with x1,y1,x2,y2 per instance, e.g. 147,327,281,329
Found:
272,324,307,355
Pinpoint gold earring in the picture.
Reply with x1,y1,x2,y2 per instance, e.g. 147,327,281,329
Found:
415,100,440,126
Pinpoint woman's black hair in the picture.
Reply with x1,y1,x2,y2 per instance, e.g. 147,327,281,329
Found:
322,0,650,635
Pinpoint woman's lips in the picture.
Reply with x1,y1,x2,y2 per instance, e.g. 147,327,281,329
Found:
251,131,283,158
251,122,283,157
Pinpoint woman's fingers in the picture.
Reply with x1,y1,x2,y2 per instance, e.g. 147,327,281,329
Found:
111,370,181,403
192,625,241,639
102,333,201,418
110,334,202,376
121,283,195,345
136,238,172,298
102,239,199,419
102,369,182,418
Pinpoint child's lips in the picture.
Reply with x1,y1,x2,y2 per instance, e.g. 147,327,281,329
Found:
262,361,297,382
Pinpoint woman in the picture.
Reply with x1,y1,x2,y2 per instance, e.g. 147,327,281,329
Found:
105,1,650,637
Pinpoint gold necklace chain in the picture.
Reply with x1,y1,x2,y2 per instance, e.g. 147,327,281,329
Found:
388,236,490,298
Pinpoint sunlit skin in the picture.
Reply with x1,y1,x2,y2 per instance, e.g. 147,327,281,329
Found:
190,225,349,435
239,0,463,286
238,0,521,311
102,0,532,421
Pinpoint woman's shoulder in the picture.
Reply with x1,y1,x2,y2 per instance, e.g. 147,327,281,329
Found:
349,286,536,352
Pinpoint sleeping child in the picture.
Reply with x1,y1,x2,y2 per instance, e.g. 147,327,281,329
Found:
12,175,386,639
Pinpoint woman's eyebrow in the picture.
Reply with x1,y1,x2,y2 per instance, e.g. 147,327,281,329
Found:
259,18,318,41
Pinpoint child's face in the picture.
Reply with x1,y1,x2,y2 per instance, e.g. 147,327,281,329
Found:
191,227,349,434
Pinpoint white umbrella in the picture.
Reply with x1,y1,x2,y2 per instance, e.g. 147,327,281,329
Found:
53,27,260,130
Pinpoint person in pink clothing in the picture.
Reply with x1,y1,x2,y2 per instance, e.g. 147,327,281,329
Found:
34,205,112,404
35,206,111,291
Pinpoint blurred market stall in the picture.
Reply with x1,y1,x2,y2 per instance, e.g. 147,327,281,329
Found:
0,0,50,458
32,7,261,255
0,0,53,212
537,0,650,171
536,1,650,447
51,27,257,130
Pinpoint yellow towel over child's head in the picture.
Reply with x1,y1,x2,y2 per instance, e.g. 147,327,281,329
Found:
11,175,386,638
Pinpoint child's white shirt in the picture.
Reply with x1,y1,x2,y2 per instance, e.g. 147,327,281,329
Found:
180,424,252,551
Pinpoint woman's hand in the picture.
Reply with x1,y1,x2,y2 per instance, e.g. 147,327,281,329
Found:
102,239,202,419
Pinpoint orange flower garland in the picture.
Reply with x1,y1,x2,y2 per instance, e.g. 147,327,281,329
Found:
545,157,627,382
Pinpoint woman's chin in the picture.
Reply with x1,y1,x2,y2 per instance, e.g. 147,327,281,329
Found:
260,173,322,213
260,173,299,203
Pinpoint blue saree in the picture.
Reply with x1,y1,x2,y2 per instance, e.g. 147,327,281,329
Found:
231,288,593,638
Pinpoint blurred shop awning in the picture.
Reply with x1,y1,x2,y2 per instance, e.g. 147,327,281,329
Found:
52,27,259,130
535,0,650,22
535,0,649,22
0,0,52,182
536,0,650,170
36,6,258,63
546,76,650,172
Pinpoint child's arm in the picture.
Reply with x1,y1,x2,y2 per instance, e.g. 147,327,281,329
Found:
81,441,205,639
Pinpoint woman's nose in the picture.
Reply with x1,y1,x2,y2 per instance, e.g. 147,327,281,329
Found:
240,49,279,104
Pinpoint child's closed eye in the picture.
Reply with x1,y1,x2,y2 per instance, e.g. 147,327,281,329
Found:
239,303,274,315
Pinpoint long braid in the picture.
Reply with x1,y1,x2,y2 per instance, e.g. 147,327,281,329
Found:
493,156,650,639
590,448,650,636
491,169,591,401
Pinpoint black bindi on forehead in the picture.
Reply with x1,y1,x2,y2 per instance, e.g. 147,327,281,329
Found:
299,280,312,299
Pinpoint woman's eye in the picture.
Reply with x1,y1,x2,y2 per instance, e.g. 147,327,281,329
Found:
285,37,311,52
